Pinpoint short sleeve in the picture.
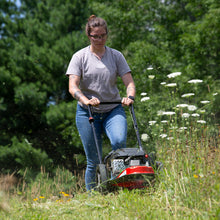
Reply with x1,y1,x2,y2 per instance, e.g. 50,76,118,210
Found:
65,53,82,76
116,51,131,77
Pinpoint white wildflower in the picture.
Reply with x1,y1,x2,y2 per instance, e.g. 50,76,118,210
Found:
162,111,176,115
141,97,150,102
197,120,206,124
182,113,190,118
213,93,218,96
160,82,166,85
188,105,197,111
148,75,155,79
188,79,203,84
141,92,147,96
161,120,168,123
200,100,210,104
176,104,189,108
167,72,181,78
160,134,167,138
191,113,200,117
179,127,187,130
149,121,157,126
147,66,153,70
181,93,195,97
165,83,177,87
167,137,174,140
141,133,149,142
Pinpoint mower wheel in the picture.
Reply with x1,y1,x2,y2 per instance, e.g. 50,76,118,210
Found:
96,164,108,192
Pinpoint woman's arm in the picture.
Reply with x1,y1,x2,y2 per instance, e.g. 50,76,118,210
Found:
68,74,100,106
121,72,136,106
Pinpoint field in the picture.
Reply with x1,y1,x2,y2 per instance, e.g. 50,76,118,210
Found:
1,72,220,220
1,130,219,219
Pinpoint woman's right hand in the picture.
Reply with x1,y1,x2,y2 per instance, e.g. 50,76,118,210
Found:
84,97,100,106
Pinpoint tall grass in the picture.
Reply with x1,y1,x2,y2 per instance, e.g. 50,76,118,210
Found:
1,133,219,219
0,71,219,219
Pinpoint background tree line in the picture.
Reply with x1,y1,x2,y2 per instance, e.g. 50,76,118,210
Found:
0,0,219,180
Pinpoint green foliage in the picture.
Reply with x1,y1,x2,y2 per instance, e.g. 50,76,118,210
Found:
14,82,47,110
0,137,52,178
0,0,90,174
45,101,84,170
0,0,219,181
46,102,74,128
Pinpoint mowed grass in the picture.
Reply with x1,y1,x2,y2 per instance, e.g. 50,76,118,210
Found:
1,130,219,220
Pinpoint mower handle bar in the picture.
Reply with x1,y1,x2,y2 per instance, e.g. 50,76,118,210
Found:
88,102,143,159
97,101,121,104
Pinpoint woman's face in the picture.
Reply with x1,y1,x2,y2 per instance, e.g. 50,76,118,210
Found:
89,26,107,50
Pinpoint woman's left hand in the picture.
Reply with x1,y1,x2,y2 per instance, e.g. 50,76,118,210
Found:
121,97,134,106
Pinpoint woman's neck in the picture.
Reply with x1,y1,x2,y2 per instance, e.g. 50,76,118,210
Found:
90,45,106,59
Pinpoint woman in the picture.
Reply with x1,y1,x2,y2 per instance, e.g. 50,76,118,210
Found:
66,15,136,191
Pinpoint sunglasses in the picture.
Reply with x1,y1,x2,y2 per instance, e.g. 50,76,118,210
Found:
89,33,107,40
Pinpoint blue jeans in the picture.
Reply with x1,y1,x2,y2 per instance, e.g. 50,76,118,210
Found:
76,104,127,191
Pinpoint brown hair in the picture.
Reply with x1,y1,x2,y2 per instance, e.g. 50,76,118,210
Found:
85,15,108,36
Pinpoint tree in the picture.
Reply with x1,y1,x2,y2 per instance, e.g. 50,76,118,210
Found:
1,0,219,178
0,0,90,175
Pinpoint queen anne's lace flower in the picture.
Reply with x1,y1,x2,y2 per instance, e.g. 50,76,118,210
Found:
165,83,177,87
181,93,195,97
182,113,190,118
147,66,153,70
188,79,203,84
162,111,176,115
176,104,189,108
191,113,200,117
188,105,197,111
148,75,155,79
200,100,210,104
141,97,150,102
141,133,149,142
149,121,157,125
161,120,168,123
167,72,181,78
197,120,206,124
160,134,167,138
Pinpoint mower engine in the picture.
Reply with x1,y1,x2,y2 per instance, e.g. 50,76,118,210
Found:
111,156,149,177
104,148,155,189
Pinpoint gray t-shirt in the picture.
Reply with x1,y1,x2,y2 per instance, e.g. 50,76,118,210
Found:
66,46,131,112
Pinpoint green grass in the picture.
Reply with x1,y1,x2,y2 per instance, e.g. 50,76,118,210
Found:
1,130,219,220
1,71,219,219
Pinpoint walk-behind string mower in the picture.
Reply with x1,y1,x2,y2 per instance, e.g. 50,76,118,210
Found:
88,102,162,192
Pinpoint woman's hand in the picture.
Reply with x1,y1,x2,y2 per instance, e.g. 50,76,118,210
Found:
85,97,100,106
121,97,134,106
